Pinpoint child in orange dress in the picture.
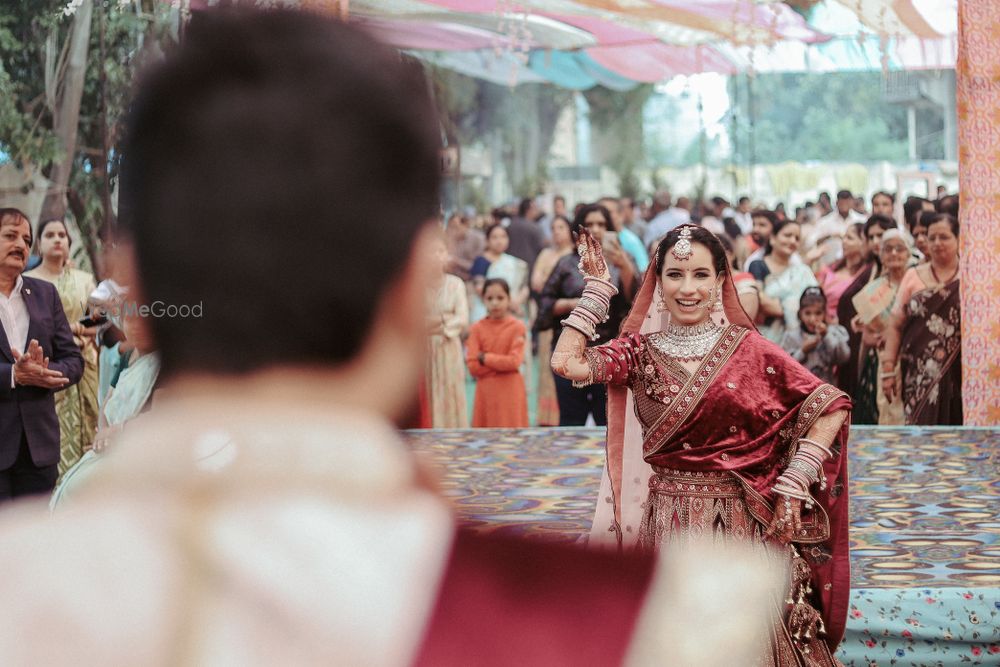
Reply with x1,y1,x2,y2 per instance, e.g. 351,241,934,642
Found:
466,278,529,427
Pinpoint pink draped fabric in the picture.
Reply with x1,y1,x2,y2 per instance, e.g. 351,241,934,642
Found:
355,17,499,50
588,43,737,80
957,0,1000,425
419,0,828,44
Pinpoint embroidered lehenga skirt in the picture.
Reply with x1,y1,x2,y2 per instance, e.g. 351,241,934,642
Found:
638,467,843,667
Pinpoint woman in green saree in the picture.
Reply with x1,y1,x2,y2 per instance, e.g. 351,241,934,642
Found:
26,220,99,476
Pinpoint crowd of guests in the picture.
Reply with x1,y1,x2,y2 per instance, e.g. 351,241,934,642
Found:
426,186,962,429
0,208,159,504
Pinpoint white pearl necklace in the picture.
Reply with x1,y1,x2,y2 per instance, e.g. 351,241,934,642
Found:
649,319,723,361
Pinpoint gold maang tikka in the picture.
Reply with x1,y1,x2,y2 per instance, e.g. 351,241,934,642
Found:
671,226,693,261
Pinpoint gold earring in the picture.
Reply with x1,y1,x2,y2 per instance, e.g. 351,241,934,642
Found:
656,286,668,312
712,289,724,313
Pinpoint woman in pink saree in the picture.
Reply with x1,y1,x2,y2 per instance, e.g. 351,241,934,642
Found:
552,225,851,666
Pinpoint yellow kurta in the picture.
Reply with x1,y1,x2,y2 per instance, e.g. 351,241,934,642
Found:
25,266,99,476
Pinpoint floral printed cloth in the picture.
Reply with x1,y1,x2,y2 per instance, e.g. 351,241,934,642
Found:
838,588,1000,666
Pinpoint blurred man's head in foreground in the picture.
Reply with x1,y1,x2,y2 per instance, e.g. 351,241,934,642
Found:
119,8,442,414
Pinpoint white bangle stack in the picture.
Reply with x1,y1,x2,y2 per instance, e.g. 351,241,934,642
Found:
772,437,833,510
561,276,618,341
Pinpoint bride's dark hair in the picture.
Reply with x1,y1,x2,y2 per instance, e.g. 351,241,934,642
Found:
654,224,728,276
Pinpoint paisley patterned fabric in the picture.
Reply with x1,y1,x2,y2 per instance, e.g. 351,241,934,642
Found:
25,267,99,477
957,0,1000,425
406,425,1000,666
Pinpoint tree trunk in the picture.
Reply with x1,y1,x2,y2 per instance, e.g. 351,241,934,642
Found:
98,3,116,240
39,0,93,222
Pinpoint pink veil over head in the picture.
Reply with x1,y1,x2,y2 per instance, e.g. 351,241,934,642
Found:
588,226,756,551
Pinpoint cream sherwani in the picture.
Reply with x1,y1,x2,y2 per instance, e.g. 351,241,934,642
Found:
0,398,783,666
0,401,454,666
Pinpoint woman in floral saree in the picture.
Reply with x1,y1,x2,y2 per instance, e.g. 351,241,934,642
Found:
552,225,851,666
880,213,961,425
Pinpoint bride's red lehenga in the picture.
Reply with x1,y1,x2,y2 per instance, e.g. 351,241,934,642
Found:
580,258,851,667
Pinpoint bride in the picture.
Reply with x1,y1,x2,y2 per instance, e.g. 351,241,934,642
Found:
552,223,851,666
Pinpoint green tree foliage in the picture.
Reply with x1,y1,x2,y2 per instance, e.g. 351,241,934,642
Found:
0,3,63,166
1,1,177,270
428,64,573,199
737,71,943,164
584,84,653,198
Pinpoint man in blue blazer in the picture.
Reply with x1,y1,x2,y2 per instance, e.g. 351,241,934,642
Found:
0,208,83,501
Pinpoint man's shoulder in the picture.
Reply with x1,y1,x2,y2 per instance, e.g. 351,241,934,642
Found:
19,274,57,296
507,217,529,232
0,487,456,665
649,211,671,226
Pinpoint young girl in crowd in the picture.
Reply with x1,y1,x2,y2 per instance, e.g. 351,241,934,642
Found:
466,278,529,427
781,287,850,385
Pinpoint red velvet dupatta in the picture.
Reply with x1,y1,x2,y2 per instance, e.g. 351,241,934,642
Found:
593,236,852,649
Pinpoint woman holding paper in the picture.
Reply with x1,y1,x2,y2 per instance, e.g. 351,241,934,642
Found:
851,230,914,425
880,214,961,425
834,215,897,412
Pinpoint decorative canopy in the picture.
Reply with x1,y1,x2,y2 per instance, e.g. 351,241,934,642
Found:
347,1,958,87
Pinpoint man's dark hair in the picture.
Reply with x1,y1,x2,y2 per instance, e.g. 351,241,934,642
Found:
721,217,741,241
936,194,959,218
902,196,930,230
738,196,750,205
836,190,853,201
119,9,441,379
871,191,895,205
751,209,778,228
518,197,535,218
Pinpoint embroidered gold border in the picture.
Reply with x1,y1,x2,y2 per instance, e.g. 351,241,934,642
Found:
732,471,831,544
734,382,847,544
783,384,848,452
642,325,749,457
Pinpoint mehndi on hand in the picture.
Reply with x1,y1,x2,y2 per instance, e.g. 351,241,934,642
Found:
576,228,611,282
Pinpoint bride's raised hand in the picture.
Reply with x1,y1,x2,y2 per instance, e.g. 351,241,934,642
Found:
576,228,611,282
